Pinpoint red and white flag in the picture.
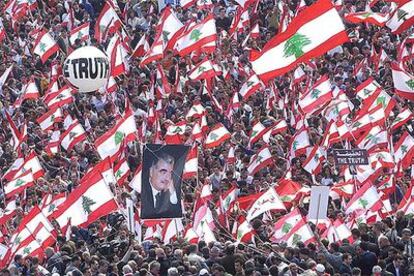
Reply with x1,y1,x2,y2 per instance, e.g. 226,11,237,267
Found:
183,144,198,179
129,165,142,193
69,22,90,45
345,182,382,214
4,170,34,198
51,173,118,230
234,216,255,243
345,10,389,26
158,6,184,50
33,30,59,63
299,75,333,115
205,123,231,149
386,0,414,34
239,74,264,100
271,208,302,243
131,34,150,58
106,34,127,77
250,0,348,81
248,121,268,146
393,131,414,169
95,110,137,160
60,120,87,151
44,85,74,110
302,145,325,174
391,63,414,101
36,107,63,131
188,58,217,80
114,158,130,185
247,146,273,175
95,2,122,42
246,187,286,221
175,15,217,56
391,108,413,130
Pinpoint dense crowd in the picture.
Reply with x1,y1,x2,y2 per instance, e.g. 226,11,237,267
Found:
1,0,414,275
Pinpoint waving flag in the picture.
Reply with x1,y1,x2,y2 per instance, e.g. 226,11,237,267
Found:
183,144,198,179
36,107,63,131
394,132,414,169
345,182,382,214
391,108,414,130
391,63,414,101
299,75,333,114
205,123,231,148
4,170,34,198
386,0,414,34
69,22,90,45
271,208,303,243
250,0,348,81
246,187,286,221
188,58,216,80
175,15,216,56
95,2,121,42
60,120,87,151
33,31,59,63
247,146,273,175
239,74,264,100
345,10,389,26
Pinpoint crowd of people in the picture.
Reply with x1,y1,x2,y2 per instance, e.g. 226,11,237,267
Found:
1,0,414,275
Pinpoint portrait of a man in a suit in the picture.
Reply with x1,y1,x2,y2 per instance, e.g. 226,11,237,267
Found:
141,145,188,219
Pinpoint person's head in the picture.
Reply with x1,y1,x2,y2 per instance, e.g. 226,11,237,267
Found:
342,253,352,265
401,228,412,240
44,247,55,259
352,267,361,276
393,255,403,268
123,264,133,275
235,258,244,273
149,261,161,275
149,153,175,192
72,255,81,267
14,255,23,265
167,267,179,276
315,264,325,275
372,265,382,276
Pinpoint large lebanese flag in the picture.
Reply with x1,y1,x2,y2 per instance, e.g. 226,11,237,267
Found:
271,208,302,243
393,132,414,169
33,30,59,63
204,123,231,148
246,187,286,221
391,63,414,101
386,0,414,34
51,172,118,230
3,151,44,181
158,6,184,50
44,85,74,110
250,0,348,81
285,218,316,247
187,58,216,80
175,15,217,57
95,110,137,160
391,108,414,130
247,146,273,175
299,75,333,114
345,182,382,214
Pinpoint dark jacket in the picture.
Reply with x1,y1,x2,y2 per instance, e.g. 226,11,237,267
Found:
386,263,407,276
353,251,378,276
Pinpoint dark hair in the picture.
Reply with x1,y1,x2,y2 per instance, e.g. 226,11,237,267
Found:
342,253,351,261
151,152,175,167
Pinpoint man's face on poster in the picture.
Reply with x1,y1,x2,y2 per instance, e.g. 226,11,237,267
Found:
150,159,174,192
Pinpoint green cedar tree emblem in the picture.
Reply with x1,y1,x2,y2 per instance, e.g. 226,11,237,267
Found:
406,79,414,90
81,195,96,214
190,29,202,41
15,179,25,187
283,33,311,59
397,9,408,22
282,222,292,234
114,131,124,145
39,42,47,53
359,198,368,208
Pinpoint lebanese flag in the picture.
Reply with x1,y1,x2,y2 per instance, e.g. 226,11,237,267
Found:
33,30,59,64
162,219,184,244
352,105,386,136
205,123,231,148
179,0,197,9
106,34,127,77
60,120,87,151
158,6,184,50
356,126,388,152
331,180,354,199
250,0,348,81
83,157,117,187
398,185,414,215
345,182,382,214
95,110,137,160
391,108,413,130
175,15,217,57
247,146,273,175
51,172,118,230
69,22,90,45
4,170,34,198
188,58,216,80
299,75,333,114
263,120,289,143
249,121,268,146
235,216,255,243
246,187,286,221
386,0,414,34
221,186,238,214
114,158,130,185
41,193,66,218
132,34,150,58
271,208,302,242
184,225,199,244
0,20,5,43
302,145,325,174
186,102,205,119
7,206,56,262
393,131,414,169
290,128,311,157
44,85,74,110
140,34,163,66
183,144,198,179
391,63,414,101
5,112,23,151
129,165,142,194
355,77,381,100
324,219,352,243
19,76,40,103
239,74,264,100
4,151,44,181
36,107,63,131
345,10,389,26
285,218,316,246
165,121,186,144
363,88,396,117
95,2,121,42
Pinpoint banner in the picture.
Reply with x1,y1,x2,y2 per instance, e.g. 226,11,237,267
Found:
141,144,189,219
